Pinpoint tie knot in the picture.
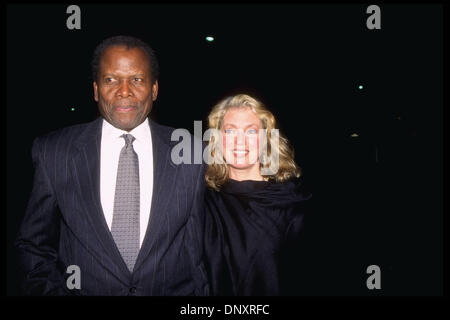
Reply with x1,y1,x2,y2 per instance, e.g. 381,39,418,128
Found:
121,134,136,147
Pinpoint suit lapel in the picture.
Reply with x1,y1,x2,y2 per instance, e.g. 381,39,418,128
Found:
133,119,179,273
71,117,131,278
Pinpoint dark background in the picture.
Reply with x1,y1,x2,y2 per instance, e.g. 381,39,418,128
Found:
6,3,443,295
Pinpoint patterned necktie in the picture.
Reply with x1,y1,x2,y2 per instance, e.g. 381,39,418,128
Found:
111,134,140,272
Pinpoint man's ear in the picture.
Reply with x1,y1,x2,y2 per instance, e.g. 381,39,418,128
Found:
93,81,99,102
152,80,159,101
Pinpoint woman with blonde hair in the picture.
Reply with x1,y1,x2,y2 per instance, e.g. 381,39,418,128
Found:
204,93,312,295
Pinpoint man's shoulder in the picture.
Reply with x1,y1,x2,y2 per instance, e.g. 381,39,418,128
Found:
150,119,204,147
149,119,190,138
150,119,206,172
149,120,176,139
34,118,101,149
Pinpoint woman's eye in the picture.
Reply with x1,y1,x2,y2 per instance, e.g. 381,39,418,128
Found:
247,129,257,134
224,129,235,134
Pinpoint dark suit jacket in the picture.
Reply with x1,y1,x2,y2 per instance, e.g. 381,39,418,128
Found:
15,117,209,296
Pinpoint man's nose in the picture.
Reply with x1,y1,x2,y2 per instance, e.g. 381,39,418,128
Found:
117,80,133,97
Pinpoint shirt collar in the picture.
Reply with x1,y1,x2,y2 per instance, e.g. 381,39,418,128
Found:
102,117,151,145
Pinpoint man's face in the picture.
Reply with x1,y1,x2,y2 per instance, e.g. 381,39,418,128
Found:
93,46,158,131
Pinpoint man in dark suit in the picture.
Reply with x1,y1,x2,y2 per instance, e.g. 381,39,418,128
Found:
15,35,209,295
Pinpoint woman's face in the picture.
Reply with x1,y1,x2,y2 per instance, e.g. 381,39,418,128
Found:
221,107,263,170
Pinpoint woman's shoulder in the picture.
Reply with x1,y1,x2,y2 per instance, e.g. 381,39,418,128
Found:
206,177,311,204
259,177,312,206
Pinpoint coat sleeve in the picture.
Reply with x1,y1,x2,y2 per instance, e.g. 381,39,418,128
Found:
184,161,210,296
14,136,73,295
279,193,313,295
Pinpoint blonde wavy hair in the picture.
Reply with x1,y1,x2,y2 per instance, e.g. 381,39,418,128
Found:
205,94,301,190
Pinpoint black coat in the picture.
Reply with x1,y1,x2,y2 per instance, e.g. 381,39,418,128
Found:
204,178,312,296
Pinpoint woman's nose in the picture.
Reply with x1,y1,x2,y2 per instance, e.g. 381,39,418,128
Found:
235,130,246,146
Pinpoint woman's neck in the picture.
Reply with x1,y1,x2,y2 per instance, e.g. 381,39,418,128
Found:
228,165,263,181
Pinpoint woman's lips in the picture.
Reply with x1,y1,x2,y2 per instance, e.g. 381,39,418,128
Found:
233,150,249,156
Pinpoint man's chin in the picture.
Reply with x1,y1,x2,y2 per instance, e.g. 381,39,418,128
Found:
108,118,140,132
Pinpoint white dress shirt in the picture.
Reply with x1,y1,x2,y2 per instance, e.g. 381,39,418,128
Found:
100,118,153,248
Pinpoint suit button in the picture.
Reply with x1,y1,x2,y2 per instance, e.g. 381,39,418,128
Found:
129,287,137,294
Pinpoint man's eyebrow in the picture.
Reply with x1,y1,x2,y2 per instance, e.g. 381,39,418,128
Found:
101,73,147,77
